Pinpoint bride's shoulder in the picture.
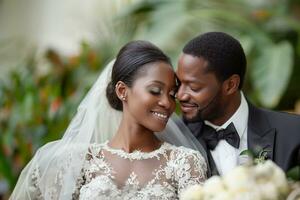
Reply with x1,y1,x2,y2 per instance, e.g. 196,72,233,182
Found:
166,143,207,172
165,143,205,162
165,143,201,156
34,140,105,162
84,142,107,157
38,140,90,153
165,142,195,151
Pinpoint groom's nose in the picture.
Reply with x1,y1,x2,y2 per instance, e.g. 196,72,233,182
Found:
177,85,189,101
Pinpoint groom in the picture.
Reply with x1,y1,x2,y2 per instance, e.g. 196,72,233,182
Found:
176,32,300,177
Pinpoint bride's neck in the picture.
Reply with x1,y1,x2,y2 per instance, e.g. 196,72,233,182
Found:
109,119,161,153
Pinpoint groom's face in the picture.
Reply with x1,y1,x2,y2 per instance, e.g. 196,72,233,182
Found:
176,53,225,123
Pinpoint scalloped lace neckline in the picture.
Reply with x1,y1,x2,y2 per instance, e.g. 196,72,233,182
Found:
101,141,170,160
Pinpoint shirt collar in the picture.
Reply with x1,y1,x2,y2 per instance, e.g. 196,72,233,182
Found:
204,92,249,138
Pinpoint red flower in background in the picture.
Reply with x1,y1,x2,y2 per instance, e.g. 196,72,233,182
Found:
49,97,62,114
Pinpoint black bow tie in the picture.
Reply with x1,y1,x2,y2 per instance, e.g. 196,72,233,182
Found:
201,122,240,150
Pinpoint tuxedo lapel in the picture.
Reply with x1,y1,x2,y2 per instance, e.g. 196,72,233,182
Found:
188,121,219,177
247,103,276,160
196,135,219,177
183,120,214,177
206,150,219,176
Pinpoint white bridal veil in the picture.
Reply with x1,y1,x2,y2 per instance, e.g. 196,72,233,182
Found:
10,60,207,200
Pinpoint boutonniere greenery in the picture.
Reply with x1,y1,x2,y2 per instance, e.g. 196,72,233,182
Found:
240,149,300,181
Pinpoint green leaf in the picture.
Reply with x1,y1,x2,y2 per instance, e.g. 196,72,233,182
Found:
240,149,254,158
251,41,293,108
286,166,300,181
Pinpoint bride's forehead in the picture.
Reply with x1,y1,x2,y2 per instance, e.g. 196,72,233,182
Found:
134,62,174,79
132,65,175,87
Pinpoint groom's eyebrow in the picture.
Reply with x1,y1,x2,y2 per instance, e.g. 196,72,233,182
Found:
183,79,204,84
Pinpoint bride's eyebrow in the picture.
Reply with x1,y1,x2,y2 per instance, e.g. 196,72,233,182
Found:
147,80,177,91
148,80,165,85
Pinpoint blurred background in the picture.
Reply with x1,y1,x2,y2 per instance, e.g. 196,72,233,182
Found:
0,0,300,198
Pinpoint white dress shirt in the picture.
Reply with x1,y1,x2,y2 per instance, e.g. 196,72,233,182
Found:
204,92,249,176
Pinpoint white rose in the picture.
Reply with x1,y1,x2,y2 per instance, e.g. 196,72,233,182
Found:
268,162,289,195
210,191,234,200
180,184,204,200
232,190,262,200
256,182,278,200
254,160,274,180
255,161,289,195
223,166,254,193
203,176,226,195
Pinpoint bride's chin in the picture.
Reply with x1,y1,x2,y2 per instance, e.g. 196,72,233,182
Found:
149,124,168,133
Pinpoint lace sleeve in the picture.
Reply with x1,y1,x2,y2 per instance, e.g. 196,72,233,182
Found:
27,164,43,199
172,147,207,195
71,148,94,200
71,168,86,200
10,157,44,200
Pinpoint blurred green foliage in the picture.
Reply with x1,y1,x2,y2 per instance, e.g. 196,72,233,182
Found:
1,0,300,197
0,44,112,196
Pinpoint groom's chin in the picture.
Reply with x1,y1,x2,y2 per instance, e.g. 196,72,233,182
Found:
182,113,202,123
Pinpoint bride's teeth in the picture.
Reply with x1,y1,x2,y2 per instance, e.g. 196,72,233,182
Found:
153,112,167,119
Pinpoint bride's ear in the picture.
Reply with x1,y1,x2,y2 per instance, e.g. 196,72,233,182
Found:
115,81,128,101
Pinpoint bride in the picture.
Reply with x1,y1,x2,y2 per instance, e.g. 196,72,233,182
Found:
10,40,207,200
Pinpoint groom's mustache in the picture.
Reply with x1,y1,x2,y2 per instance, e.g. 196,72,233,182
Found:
179,101,199,107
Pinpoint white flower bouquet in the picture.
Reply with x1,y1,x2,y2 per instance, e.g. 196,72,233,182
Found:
180,160,300,200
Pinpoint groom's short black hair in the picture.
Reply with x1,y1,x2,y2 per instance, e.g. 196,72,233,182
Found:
183,32,246,89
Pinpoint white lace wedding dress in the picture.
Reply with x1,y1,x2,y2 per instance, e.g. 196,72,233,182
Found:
71,141,207,200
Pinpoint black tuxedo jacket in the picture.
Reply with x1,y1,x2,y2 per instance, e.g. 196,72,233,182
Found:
184,103,300,177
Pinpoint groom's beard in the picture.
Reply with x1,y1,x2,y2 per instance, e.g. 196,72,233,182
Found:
183,89,223,123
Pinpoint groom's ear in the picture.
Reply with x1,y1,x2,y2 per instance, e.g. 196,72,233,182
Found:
115,81,128,101
223,74,240,95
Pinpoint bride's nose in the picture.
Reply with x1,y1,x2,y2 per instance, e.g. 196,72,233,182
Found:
158,94,173,110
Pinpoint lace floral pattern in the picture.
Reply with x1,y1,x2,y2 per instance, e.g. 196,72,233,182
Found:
27,165,43,200
73,142,207,200
25,144,87,200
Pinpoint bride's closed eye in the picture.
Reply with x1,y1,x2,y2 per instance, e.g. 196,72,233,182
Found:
148,86,162,95
148,86,176,100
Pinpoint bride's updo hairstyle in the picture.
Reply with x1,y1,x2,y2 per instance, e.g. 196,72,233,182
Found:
106,40,172,111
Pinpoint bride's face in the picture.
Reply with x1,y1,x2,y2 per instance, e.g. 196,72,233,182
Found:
124,61,177,132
